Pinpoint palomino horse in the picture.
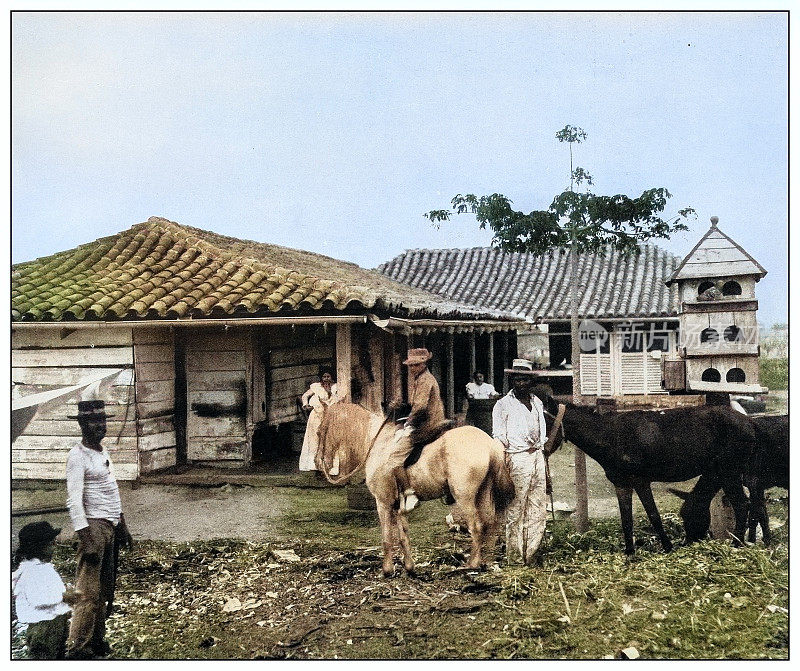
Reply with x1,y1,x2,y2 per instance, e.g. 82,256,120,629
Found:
316,403,515,576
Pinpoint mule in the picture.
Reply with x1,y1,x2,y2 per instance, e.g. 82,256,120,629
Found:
539,394,758,554
316,402,515,576
670,414,788,545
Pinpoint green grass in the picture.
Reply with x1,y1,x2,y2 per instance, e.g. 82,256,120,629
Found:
15,488,787,660
760,358,788,391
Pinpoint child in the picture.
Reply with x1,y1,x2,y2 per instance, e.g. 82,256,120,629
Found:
12,521,74,659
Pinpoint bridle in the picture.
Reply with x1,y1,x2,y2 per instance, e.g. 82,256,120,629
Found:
320,410,394,486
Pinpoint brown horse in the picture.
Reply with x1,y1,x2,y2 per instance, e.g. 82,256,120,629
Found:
316,403,515,576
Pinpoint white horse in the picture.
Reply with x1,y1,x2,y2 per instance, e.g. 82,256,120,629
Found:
316,403,515,576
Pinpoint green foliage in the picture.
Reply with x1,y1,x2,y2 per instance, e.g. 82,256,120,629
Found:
760,357,788,390
425,126,695,257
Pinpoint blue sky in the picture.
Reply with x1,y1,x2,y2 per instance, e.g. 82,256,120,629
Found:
11,11,788,326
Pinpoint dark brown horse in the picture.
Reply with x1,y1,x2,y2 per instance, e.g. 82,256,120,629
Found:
671,414,788,545
539,393,758,554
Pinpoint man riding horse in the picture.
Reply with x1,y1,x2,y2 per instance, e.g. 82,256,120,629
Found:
393,348,447,513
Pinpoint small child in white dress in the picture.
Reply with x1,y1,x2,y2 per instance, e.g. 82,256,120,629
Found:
12,521,75,659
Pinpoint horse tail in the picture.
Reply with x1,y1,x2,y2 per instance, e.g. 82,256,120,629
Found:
482,447,515,515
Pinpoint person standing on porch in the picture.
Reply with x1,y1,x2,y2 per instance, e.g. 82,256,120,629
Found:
466,371,499,399
64,400,133,659
492,359,549,565
393,348,446,512
299,367,341,472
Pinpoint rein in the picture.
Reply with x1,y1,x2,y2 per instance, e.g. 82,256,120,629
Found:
543,403,566,453
320,411,394,486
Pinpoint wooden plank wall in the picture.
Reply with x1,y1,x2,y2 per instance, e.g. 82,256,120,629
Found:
133,328,177,473
264,326,335,425
11,328,138,480
186,329,249,466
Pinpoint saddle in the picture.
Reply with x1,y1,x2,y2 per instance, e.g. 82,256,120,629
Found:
401,409,458,469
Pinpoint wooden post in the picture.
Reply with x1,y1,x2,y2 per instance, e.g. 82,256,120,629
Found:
487,333,495,391
502,330,509,372
446,331,455,418
570,243,590,533
469,332,476,374
368,328,384,413
336,323,352,402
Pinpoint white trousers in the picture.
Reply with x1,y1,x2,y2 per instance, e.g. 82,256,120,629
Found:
505,449,547,564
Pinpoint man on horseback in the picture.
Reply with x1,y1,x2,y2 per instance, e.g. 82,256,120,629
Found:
395,348,446,513
492,359,549,565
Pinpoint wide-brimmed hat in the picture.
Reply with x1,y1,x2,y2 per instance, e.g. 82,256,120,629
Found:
504,358,538,376
18,521,61,551
67,399,115,420
403,348,432,365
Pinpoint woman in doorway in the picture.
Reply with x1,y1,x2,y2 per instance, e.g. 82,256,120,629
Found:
299,367,341,472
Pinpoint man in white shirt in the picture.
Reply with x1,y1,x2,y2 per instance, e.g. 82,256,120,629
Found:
465,371,499,400
492,359,548,565
64,400,133,659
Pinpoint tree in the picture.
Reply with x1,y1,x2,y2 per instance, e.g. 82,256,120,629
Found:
426,125,695,532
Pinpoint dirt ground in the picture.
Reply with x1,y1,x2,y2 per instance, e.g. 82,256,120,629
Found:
12,443,694,547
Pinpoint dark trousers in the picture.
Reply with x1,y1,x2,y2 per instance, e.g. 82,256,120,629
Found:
25,613,70,659
66,518,118,657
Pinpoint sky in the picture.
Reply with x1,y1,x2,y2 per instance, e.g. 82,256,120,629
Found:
9,10,789,327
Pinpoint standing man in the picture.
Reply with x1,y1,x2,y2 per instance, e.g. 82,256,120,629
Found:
64,400,133,659
465,371,499,399
394,348,445,512
492,359,548,565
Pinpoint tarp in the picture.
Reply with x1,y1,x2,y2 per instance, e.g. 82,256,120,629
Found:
11,369,127,442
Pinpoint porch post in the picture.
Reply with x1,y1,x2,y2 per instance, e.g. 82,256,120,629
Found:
469,331,476,374
487,332,495,390
336,323,352,402
446,331,455,418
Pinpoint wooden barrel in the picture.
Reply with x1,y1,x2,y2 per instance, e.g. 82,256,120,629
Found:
465,397,500,434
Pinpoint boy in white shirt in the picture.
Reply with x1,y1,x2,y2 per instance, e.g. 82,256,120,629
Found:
12,521,74,659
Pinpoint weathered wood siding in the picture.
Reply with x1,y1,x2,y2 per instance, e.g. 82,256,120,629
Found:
134,328,177,474
12,328,138,480
186,329,249,466
262,326,336,425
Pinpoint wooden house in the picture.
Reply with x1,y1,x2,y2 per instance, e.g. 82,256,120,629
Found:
11,217,524,481
378,244,682,399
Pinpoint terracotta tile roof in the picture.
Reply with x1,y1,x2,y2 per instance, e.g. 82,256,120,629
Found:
377,245,682,321
12,217,521,322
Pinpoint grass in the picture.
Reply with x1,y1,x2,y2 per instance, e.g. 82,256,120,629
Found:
13,487,788,660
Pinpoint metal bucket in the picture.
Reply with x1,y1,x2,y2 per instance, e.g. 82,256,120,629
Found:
465,397,500,435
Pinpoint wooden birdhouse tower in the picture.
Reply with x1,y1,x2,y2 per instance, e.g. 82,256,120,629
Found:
665,216,767,394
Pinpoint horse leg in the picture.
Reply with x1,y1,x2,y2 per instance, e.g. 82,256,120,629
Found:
477,487,499,564
456,498,484,569
375,503,397,577
721,477,749,546
615,486,636,555
748,484,770,544
396,512,415,574
634,482,673,553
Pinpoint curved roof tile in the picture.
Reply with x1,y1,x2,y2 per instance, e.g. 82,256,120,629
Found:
13,217,520,323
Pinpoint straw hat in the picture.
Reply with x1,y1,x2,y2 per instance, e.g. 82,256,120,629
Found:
503,358,538,376
403,348,433,365
67,399,115,420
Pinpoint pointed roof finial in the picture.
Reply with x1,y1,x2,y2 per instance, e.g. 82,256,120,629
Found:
710,216,719,227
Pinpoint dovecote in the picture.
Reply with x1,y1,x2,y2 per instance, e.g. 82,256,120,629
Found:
666,216,767,393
